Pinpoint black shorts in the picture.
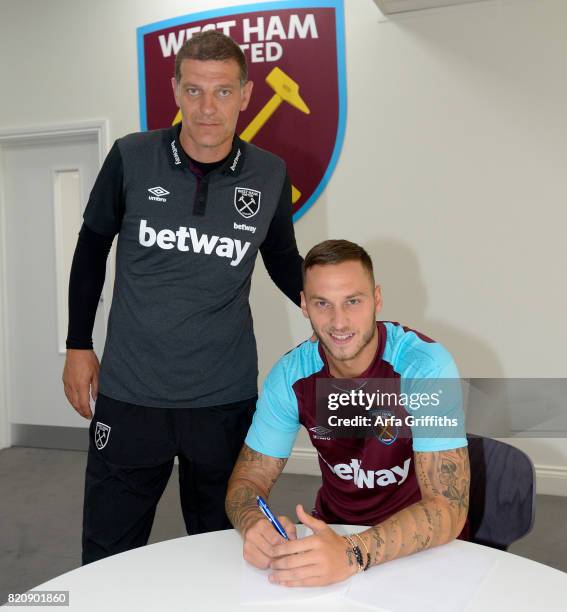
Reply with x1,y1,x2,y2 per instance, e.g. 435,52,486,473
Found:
82,393,256,565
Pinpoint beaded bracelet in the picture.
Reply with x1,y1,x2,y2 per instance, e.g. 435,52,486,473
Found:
343,535,364,573
352,533,371,571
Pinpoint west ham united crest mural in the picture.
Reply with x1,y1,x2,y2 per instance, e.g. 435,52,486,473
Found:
137,0,346,221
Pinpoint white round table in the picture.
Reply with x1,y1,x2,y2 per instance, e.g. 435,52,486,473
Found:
10,526,567,611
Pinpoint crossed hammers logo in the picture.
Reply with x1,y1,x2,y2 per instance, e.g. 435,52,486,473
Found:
370,410,399,446
237,194,257,215
234,188,261,218
376,423,396,441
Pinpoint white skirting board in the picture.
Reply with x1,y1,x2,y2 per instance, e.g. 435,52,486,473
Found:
536,465,567,497
9,426,567,498
284,447,567,497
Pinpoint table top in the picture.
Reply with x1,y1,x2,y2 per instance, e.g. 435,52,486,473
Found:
11,526,567,611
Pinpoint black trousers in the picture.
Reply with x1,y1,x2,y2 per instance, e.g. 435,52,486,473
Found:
82,393,256,565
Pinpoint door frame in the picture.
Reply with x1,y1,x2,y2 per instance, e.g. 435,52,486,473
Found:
0,120,110,449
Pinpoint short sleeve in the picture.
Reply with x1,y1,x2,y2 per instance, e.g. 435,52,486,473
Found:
245,360,301,459
83,141,124,237
405,349,468,453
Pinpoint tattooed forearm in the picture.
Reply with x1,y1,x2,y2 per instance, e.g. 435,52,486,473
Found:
438,449,470,520
225,483,261,534
345,544,356,567
371,524,385,563
353,447,470,569
357,499,453,567
225,444,288,534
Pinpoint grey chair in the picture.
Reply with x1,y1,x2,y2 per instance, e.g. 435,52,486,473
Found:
466,434,536,550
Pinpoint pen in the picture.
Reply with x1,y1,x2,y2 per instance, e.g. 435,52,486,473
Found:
256,495,289,540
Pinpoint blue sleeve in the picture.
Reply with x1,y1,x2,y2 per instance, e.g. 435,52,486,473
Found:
403,347,468,453
245,360,301,459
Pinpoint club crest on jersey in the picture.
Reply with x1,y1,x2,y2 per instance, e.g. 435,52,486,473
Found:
370,410,398,445
234,187,261,219
94,422,111,450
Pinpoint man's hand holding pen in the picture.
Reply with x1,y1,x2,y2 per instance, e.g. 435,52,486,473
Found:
243,501,358,587
242,512,297,569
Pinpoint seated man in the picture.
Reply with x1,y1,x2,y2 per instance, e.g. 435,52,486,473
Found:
226,239,470,587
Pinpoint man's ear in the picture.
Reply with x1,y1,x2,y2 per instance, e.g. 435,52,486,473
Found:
300,291,309,319
374,285,383,314
240,80,253,112
171,77,180,107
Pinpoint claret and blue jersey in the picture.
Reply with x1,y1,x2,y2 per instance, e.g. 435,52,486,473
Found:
245,321,468,526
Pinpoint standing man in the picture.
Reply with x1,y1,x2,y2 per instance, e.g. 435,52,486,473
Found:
62,31,303,564
226,240,470,586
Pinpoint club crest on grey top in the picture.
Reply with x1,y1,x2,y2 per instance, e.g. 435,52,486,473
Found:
234,187,261,219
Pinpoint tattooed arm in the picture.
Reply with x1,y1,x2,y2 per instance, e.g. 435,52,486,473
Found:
226,444,295,568
269,447,470,587
225,443,287,534
355,447,470,569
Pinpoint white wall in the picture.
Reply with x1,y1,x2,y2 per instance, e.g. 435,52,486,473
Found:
1,0,566,489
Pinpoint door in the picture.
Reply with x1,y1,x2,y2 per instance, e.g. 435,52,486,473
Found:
2,133,106,430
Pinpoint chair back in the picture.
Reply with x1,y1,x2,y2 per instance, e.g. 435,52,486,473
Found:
467,434,536,550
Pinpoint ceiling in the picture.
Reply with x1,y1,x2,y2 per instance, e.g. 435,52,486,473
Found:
373,0,488,14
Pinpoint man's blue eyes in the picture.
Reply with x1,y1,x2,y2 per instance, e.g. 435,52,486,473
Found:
316,300,360,308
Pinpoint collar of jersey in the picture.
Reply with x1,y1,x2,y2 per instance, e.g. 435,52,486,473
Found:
167,123,246,176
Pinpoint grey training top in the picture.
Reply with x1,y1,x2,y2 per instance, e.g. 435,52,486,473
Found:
83,124,302,408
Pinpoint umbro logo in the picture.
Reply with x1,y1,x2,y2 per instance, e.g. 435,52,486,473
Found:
148,186,170,202
309,425,333,440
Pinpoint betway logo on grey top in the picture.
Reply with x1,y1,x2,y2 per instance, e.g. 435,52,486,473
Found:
234,222,256,234
139,219,250,267
170,140,181,165
319,453,411,488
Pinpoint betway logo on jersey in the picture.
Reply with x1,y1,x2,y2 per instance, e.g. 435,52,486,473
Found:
319,453,411,489
139,219,250,267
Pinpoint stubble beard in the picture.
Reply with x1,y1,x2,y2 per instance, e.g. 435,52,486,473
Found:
315,318,377,363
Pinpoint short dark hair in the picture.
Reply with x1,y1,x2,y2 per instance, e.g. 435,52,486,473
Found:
174,30,248,85
303,240,374,283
